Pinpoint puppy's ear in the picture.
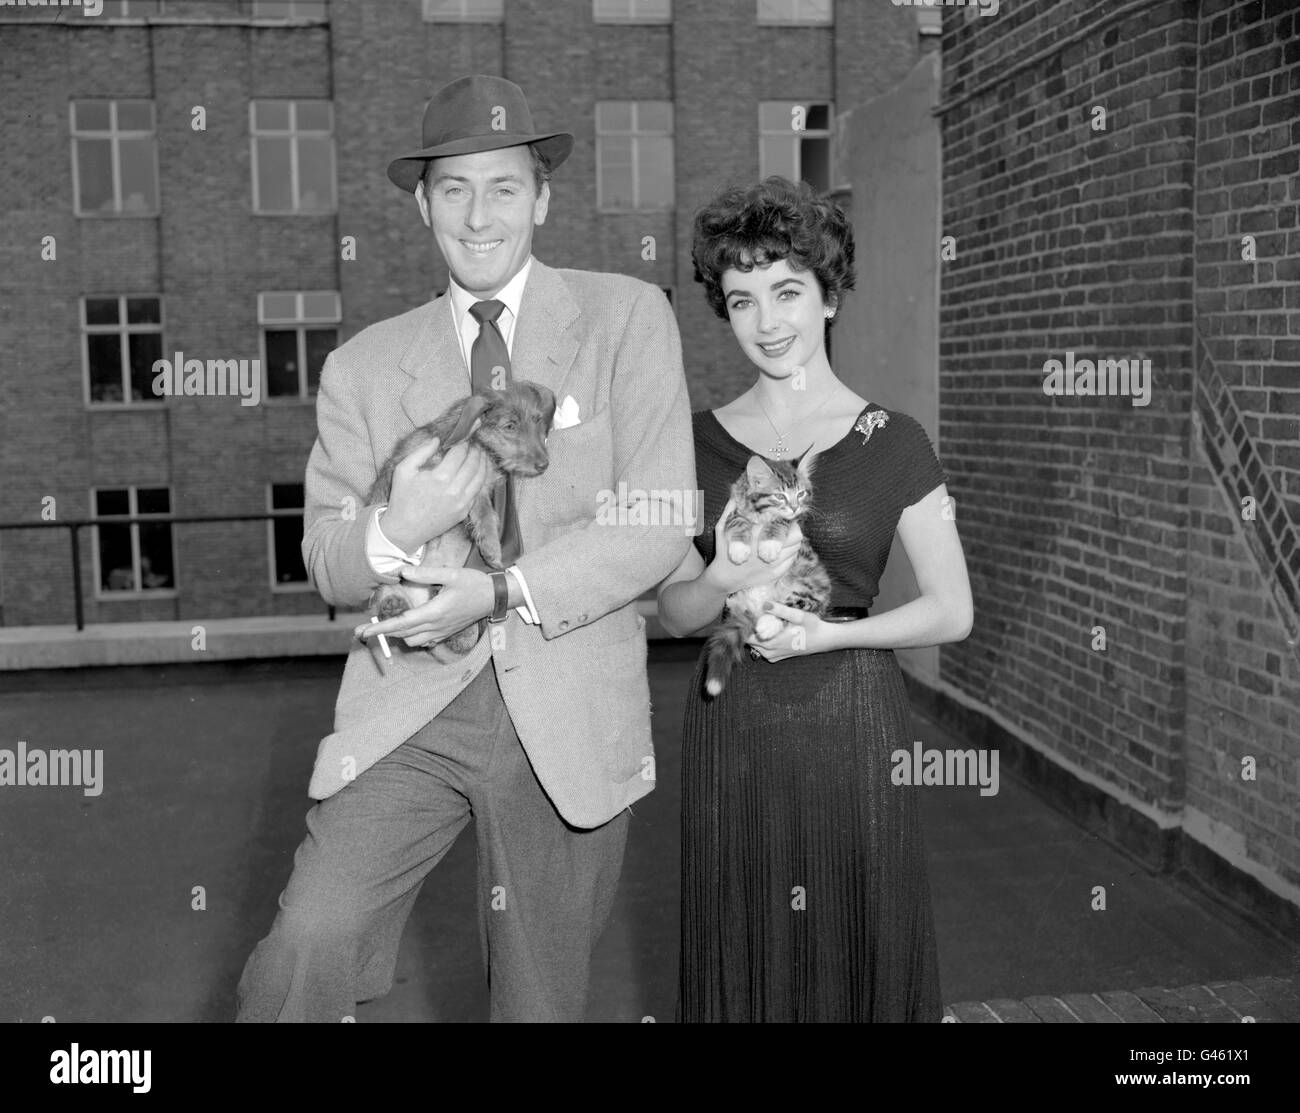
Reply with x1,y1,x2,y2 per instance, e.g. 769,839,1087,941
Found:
444,394,492,448
523,381,557,429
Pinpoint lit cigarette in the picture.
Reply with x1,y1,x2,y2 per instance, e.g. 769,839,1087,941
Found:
370,616,392,659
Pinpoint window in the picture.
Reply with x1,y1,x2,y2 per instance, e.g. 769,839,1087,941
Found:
251,100,336,214
94,487,175,596
268,483,309,587
759,101,833,193
757,0,832,23
71,100,159,216
253,0,329,17
83,296,163,405
259,291,340,399
594,0,671,22
596,102,674,211
422,0,504,21
96,1,163,17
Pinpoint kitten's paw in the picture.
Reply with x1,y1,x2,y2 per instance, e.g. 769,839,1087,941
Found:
756,539,782,563
727,541,751,564
754,614,783,641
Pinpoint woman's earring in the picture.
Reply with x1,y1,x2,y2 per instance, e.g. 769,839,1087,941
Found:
824,308,835,319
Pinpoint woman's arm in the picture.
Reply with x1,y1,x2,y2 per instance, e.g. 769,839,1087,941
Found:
656,498,803,637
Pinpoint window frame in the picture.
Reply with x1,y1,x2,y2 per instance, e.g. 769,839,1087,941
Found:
595,100,675,213
81,294,166,409
249,99,337,216
267,482,313,592
421,0,505,22
756,0,833,25
70,98,160,218
593,0,672,23
257,290,342,402
758,100,835,193
91,484,178,600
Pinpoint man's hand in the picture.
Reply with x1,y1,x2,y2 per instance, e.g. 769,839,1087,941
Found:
356,567,494,649
382,438,492,554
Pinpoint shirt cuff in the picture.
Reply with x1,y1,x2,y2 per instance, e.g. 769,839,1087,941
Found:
508,565,540,624
367,506,426,575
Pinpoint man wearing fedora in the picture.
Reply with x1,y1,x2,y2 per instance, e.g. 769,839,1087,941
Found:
235,75,694,1022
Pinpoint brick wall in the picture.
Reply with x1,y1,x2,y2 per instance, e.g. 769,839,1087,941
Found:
935,0,1300,909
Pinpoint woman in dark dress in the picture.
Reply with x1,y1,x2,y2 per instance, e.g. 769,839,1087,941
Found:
657,177,973,1022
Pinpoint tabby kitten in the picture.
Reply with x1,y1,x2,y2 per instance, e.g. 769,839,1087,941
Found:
703,454,832,697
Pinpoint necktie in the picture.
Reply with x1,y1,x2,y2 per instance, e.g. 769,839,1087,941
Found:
465,299,521,569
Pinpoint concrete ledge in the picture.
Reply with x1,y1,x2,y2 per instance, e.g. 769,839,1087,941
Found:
0,598,668,670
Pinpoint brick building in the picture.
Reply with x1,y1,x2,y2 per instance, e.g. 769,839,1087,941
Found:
924,0,1300,934
0,0,928,626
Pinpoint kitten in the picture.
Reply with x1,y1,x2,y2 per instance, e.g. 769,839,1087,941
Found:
703,454,832,697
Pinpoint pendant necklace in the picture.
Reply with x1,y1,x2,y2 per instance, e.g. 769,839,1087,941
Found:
754,387,838,459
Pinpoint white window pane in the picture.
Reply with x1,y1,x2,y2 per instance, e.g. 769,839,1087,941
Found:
76,138,115,212
757,0,790,21
260,292,299,321
301,291,340,321
639,138,674,208
599,137,635,207
637,101,673,133
295,100,332,132
256,137,294,210
74,100,111,132
802,0,832,22
760,135,797,180
596,102,633,133
116,100,153,131
118,137,158,212
253,100,291,132
759,101,794,131
254,0,296,15
296,137,335,211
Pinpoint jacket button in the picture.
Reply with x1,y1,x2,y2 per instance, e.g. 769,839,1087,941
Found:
578,613,588,622
559,620,569,630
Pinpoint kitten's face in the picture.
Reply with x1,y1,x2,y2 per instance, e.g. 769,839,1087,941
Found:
741,455,811,521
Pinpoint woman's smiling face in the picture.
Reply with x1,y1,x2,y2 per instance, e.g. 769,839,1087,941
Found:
721,257,831,377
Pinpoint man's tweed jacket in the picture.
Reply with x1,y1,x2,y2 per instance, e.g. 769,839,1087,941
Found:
300,260,695,828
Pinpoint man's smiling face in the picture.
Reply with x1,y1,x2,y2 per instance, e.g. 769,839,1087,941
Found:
415,145,549,298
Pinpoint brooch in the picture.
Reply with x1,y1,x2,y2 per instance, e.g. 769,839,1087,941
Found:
855,409,890,445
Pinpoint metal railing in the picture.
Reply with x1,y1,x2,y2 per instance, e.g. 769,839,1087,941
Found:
0,514,335,631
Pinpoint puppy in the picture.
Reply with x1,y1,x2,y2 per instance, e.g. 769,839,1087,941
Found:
367,380,556,657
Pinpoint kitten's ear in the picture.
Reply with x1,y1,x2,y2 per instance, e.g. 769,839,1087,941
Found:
795,449,818,480
745,455,774,485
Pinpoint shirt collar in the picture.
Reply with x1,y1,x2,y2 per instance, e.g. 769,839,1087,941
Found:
447,255,534,330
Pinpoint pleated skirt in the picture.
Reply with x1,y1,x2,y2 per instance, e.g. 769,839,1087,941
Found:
677,645,943,1023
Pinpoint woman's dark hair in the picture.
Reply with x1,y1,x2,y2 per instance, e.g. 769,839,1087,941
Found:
692,176,855,325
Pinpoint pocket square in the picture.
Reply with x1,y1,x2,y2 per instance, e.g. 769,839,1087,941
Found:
552,395,581,430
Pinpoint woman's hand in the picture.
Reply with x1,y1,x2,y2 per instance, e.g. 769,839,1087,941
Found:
746,601,840,662
701,497,803,595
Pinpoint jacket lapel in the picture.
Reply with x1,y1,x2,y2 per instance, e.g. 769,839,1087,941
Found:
398,295,466,429
511,259,580,399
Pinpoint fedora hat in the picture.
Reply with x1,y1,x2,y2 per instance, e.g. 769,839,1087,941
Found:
387,74,574,193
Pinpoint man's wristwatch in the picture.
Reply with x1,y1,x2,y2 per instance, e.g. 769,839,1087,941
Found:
488,571,510,624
